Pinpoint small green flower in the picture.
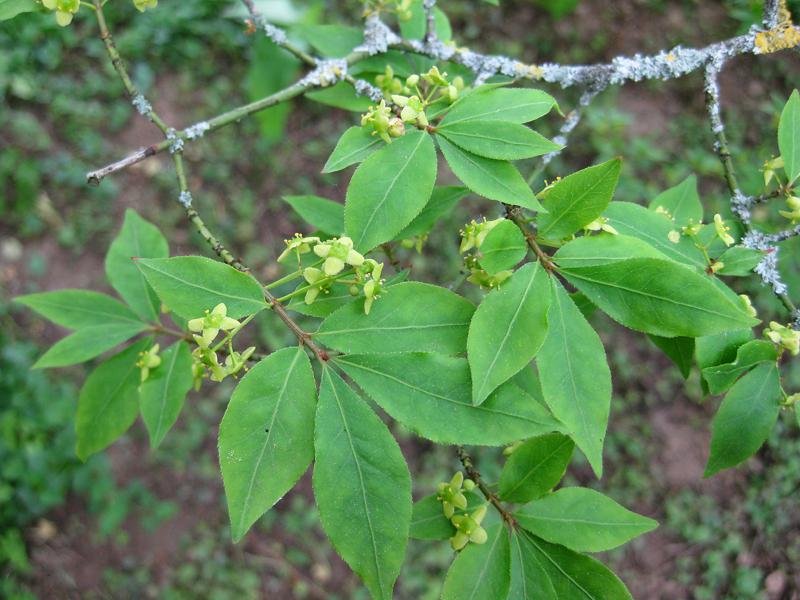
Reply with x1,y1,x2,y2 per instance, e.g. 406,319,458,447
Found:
42,0,80,26
765,321,800,356
224,346,256,378
361,100,395,143
584,216,618,235
667,229,681,244
277,234,321,262
762,156,784,187
450,505,488,550
713,214,735,247
502,440,524,456
436,472,468,519
136,344,161,382
363,261,384,315
460,218,502,253
188,303,240,347
303,267,328,305
313,236,364,276
423,66,449,87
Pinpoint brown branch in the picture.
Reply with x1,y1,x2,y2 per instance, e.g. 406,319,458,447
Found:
505,205,556,272
457,446,516,527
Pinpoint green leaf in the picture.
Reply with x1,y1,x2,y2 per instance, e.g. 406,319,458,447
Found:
33,322,148,369
283,195,345,235
499,433,574,503
715,246,764,276
105,209,169,321
246,38,299,142
322,126,383,173
393,186,469,240
511,365,547,408
603,202,707,268
559,257,759,338
648,335,694,379
307,82,373,112
779,89,800,183
553,233,666,268
220,347,317,542
442,87,557,127
704,362,782,477
75,338,152,461
336,353,564,446
696,329,754,372
442,524,511,600
702,339,778,395
345,130,437,252
293,24,363,57
137,256,267,320
0,0,37,20
438,136,544,211
536,281,610,477
313,368,411,600
15,289,143,329
648,175,702,227
479,219,527,275
537,159,622,241
514,487,657,552
398,0,452,41
438,120,560,160
410,494,454,540
469,262,551,405
509,529,556,600
315,282,474,354
513,531,633,600
139,341,193,448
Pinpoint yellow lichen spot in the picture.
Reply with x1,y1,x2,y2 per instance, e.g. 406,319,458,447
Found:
516,62,544,80
754,2,800,54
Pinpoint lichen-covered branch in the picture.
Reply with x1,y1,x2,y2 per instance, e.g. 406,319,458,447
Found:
91,3,331,363
86,1,800,318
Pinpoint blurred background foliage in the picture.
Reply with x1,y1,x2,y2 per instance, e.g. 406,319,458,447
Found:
2,0,800,598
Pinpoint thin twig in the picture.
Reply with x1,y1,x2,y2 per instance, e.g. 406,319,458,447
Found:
92,3,332,363
505,206,556,272
456,446,516,526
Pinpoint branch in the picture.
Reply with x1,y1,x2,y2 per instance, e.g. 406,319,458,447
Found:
456,446,516,526
704,52,797,314
91,3,331,363
505,205,555,272
86,11,798,183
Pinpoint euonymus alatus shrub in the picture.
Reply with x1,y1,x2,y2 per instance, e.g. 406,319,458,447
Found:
8,0,800,597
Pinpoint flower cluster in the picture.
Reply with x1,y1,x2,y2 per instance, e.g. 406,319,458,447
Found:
666,214,735,252
365,66,464,141
435,472,486,550
361,100,405,143
278,235,384,314
136,344,161,383
188,303,254,387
